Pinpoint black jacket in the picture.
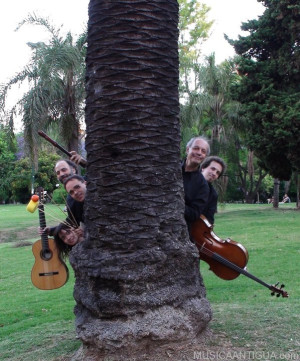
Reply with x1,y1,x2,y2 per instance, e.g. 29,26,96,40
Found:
202,183,218,224
65,194,84,227
182,161,209,230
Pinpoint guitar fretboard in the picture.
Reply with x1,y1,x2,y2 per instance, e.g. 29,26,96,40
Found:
38,203,49,251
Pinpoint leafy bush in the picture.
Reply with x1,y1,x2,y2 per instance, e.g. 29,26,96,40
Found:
52,186,68,204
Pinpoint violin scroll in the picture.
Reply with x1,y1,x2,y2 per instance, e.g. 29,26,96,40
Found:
270,283,289,298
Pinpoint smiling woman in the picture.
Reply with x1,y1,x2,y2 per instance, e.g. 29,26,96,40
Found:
54,222,84,259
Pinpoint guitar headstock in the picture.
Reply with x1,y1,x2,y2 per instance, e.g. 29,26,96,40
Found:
36,187,46,204
270,283,289,298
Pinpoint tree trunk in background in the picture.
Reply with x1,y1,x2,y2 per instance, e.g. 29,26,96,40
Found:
273,178,280,209
66,114,80,153
70,1,211,360
296,174,300,209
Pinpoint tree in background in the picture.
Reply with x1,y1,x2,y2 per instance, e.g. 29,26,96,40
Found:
178,0,212,99
1,4,211,169
228,0,300,204
0,126,17,203
0,14,86,165
5,151,60,203
70,1,211,359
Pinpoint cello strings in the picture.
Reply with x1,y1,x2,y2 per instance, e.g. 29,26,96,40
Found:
195,239,273,291
197,240,245,273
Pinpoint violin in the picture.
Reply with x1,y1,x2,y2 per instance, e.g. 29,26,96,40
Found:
191,215,288,298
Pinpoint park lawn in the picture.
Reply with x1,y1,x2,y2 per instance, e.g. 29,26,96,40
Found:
0,241,79,361
204,203,300,354
0,203,299,360
0,204,67,243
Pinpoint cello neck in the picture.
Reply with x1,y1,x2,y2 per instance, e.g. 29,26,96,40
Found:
211,250,270,289
200,245,288,298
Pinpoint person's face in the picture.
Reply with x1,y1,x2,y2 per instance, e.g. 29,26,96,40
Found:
65,179,86,202
59,228,79,246
55,161,74,183
186,139,209,170
202,161,223,183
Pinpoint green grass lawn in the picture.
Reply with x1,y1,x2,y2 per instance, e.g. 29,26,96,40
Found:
0,204,80,360
0,203,67,243
0,203,299,360
204,203,300,355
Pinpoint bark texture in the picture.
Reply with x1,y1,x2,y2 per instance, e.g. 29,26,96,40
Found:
70,1,211,359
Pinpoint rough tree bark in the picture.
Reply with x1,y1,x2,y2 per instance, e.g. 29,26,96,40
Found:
70,1,212,360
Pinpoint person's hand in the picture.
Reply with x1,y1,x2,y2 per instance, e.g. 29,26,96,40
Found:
69,151,87,166
38,227,50,236
74,227,84,242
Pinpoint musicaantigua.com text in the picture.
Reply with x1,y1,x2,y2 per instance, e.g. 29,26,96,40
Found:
193,350,299,360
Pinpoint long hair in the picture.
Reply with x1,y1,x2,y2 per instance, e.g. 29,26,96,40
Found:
54,223,74,259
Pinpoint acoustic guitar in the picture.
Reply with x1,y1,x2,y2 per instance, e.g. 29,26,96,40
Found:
31,188,69,290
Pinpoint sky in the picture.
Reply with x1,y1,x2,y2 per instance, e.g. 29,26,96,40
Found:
201,0,265,63
0,0,88,84
0,0,264,130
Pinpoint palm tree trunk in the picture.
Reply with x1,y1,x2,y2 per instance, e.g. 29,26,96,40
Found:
65,70,80,152
70,1,211,359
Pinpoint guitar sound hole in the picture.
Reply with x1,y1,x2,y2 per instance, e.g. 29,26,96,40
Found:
41,249,53,261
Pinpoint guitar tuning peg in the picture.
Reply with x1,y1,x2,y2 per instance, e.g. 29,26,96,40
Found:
281,284,285,289
271,292,275,296
276,294,280,297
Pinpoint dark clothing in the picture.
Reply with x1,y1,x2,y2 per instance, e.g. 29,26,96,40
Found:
182,161,209,231
66,194,84,227
202,183,218,224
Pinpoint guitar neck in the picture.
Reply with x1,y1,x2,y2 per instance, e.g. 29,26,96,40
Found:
38,203,49,250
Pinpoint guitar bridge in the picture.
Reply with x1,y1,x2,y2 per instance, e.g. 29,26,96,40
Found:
39,272,59,276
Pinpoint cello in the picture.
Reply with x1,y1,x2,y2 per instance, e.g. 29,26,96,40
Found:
191,215,288,298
